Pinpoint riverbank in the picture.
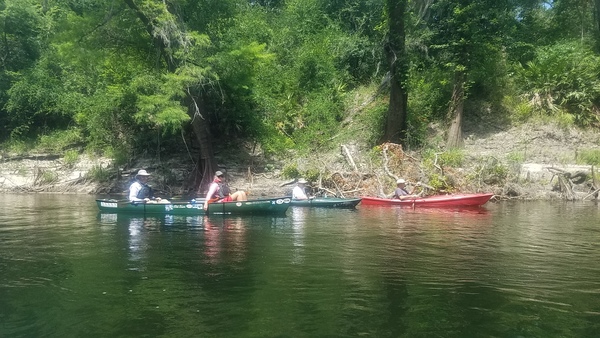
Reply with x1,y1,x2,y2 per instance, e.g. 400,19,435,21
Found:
1,122,599,201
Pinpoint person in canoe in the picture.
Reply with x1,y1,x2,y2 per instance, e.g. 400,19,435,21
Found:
292,178,312,200
129,169,168,203
392,178,421,200
203,170,248,210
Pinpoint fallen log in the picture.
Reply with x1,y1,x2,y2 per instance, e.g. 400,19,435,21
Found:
340,144,358,172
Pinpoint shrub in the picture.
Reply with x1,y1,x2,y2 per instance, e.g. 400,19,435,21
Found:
37,128,83,153
481,157,508,185
38,170,58,185
304,168,321,183
506,151,526,164
63,150,79,167
86,165,112,183
103,146,130,167
281,164,300,179
503,96,535,123
0,139,30,154
517,41,600,127
427,173,452,191
423,148,465,168
577,149,600,165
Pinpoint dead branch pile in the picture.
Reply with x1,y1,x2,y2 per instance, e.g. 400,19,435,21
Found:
548,166,599,201
305,142,426,198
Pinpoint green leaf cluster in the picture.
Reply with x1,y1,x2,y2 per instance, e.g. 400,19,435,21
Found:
517,41,600,126
1,0,600,162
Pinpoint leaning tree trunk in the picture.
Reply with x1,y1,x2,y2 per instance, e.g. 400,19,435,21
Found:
186,94,217,195
381,0,408,145
186,99,217,196
446,71,465,148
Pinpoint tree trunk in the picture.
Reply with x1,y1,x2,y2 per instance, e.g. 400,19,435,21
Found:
381,0,408,145
186,94,217,195
594,0,600,53
446,71,465,148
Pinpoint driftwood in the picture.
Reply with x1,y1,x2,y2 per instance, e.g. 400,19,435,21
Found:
378,142,439,197
583,188,600,200
547,167,575,200
0,154,62,162
432,152,444,174
382,143,400,181
279,178,297,187
546,166,595,200
583,165,599,200
340,144,358,172
316,187,338,197
330,172,345,197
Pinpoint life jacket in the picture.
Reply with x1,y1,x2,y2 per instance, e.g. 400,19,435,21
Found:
136,182,153,199
210,181,231,200
217,183,231,198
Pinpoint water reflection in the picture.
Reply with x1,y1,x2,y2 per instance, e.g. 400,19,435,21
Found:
127,217,145,265
202,216,247,265
97,212,288,267
289,208,309,265
3,194,600,337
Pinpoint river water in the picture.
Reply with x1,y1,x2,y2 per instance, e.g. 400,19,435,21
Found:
1,194,599,337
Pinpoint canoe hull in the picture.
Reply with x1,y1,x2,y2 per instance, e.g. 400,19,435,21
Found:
96,197,291,215
360,193,493,208
290,197,361,208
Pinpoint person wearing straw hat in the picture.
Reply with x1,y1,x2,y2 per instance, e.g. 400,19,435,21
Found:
292,178,310,200
392,178,420,200
129,169,154,202
203,170,247,210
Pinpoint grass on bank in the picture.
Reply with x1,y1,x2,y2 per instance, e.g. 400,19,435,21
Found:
577,149,600,165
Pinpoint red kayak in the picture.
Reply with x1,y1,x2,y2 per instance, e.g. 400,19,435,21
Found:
360,193,494,208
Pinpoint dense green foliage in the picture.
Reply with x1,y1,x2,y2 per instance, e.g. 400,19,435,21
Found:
1,0,599,159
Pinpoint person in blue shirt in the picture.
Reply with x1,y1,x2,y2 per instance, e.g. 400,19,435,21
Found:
392,178,420,200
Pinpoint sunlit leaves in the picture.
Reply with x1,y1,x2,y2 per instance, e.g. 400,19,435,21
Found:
4,0,599,156
517,41,600,125
131,72,189,134
0,0,44,70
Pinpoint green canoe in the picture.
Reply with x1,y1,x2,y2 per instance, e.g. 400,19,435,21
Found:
96,197,291,216
290,197,362,208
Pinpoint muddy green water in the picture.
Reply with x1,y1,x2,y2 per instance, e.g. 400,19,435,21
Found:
1,194,599,337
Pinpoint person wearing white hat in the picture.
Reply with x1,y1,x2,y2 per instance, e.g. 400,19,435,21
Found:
129,169,154,202
292,178,310,200
392,178,420,200
203,170,247,210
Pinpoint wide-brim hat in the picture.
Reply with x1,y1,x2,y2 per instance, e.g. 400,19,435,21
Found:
297,178,308,184
215,170,224,177
396,178,406,184
136,169,151,176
